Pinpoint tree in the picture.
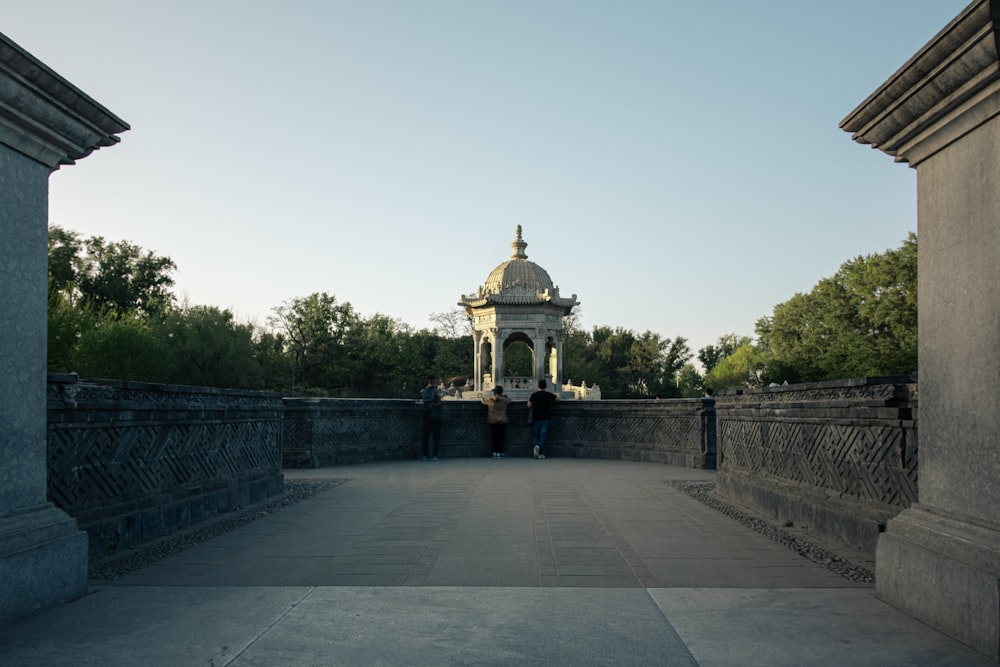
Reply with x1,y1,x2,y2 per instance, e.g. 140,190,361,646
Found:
252,330,292,391
704,342,767,390
428,308,472,338
48,226,84,298
157,305,263,389
503,342,533,377
698,333,749,374
268,292,359,392
426,309,473,385
72,232,177,316
563,325,691,398
657,335,693,397
73,316,171,382
622,331,664,396
756,233,918,382
48,292,90,373
676,363,704,397
47,226,178,376
343,314,425,396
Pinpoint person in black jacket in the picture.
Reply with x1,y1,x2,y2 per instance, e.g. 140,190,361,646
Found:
419,377,444,460
527,379,560,459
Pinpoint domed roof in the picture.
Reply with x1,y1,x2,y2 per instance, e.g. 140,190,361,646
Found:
459,226,578,313
482,227,555,295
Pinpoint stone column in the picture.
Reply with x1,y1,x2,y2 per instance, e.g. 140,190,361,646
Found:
532,331,546,382
472,330,483,392
0,34,128,627
841,1,1000,658
492,330,504,388
551,336,562,386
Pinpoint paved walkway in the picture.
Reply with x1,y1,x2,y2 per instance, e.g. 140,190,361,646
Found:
0,459,992,666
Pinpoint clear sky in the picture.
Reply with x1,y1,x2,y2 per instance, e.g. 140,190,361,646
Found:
5,1,970,358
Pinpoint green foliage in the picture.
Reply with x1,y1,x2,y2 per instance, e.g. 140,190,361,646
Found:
698,333,750,374
264,294,472,397
47,225,182,381
430,333,473,385
48,225,177,317
73,315,171,381
157,305,264,389
676,363,705,398
563,325,692,398
703,343,767,390
48,226,83,297
756,233,917,382
46,226,917,396
268,292,359,391
696,333,753,391
504,342,533,377
47,292,88,373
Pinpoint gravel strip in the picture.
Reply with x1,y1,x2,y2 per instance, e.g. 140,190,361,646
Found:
667,480,875,584
89,478,348,581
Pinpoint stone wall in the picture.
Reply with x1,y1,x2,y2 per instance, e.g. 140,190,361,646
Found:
715,377,917,560
283,397,716,469
47,373,921,568
47,375,284,559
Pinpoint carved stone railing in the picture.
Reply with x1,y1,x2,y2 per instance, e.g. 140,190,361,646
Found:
283,397,715,469
47,374,284,558
47,372,919,565
715,376,917,559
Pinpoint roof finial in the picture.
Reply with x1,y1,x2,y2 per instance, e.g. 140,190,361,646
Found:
510,225,528,260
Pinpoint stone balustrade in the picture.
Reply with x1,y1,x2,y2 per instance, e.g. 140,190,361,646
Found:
47,374,284,558
46,374,921,568
283,396,714,468
715,376,917,559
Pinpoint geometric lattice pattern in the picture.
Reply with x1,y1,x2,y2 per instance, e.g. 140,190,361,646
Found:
718,378,918,509
47,379,283,517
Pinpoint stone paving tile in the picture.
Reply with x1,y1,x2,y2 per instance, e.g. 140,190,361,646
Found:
551,546,623,560
557,564,635,577
325,552,425,565
555,574,641,587
319,562,417,575
103,460,879,594
309,573,411,585
333,545,427,558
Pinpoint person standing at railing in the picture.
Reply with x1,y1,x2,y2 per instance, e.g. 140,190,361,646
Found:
527,379,560,459
420,376,445,460
481,386,511,459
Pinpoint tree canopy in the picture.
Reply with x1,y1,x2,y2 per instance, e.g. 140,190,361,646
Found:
47,227,918,397
563,326,692,398
755,233,917,383
48,225,177,317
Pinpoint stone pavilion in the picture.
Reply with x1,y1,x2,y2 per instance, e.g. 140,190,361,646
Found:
458,226,598,400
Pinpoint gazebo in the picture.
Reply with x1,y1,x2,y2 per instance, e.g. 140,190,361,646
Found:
459,226,596,400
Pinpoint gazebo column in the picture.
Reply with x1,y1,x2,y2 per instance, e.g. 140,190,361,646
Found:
0,34,128,627
551,337,563,386
471,330,483,392
532,333,546,383
841,1,1000,658
491,330,505,389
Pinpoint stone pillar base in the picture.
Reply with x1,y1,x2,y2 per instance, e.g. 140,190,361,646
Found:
876,505,1000,660
0,504,88,627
